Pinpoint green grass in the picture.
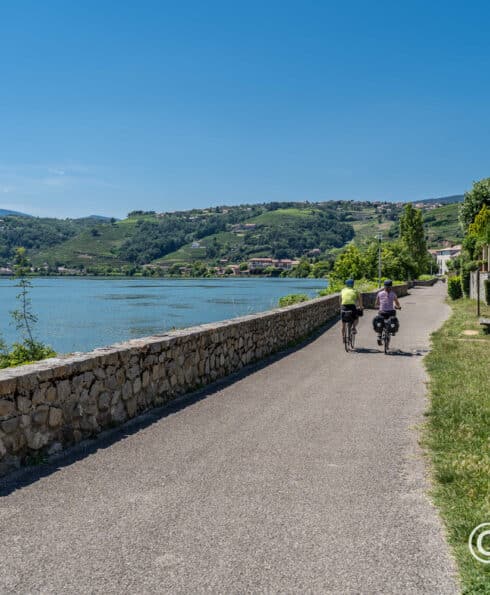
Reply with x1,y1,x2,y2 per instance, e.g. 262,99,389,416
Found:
249,207,317,224
424,298,490,593
32,219,138,268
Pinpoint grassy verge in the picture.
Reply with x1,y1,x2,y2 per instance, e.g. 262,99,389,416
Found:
424,298,490,593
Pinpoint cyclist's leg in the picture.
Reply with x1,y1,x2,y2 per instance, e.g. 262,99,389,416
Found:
376,311,384,345
352,309,359,333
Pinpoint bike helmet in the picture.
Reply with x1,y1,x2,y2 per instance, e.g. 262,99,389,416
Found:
345,279,354,287
384,279,393,287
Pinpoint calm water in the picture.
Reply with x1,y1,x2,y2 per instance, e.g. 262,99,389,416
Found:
0,277,327,354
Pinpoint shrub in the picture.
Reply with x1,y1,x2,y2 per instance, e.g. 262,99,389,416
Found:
278,294,309,307
461,269,471,297
448,276,463,300
417,274,433,281
485,279,490,306
0,340,56,369
318,277,404,297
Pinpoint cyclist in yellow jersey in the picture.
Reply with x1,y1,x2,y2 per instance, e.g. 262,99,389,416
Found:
340,279,363,336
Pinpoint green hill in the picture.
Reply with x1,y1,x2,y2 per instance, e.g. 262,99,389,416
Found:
0,199,464,271
31,219,139,269
423,203,462,245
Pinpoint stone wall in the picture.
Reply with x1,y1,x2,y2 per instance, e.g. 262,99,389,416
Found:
0,294,340,477
360,283,410,309
412,278,438,287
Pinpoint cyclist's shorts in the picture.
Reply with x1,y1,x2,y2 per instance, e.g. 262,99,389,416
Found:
379,310,396,318
341,304,358,320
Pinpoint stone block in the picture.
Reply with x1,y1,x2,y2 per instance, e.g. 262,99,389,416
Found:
27,430,49,450
98,392,110,412
127,365,141,380
57,380,71,402
48,408,63,428
122,380,133,401
1,417,19,434
94,367,106,380
19,414,31,429
0,377,17,396
32,405,50,426
80,416,99,432
89,380,104,400
110,399,126,424
45,385,57,403
125,397,137,417
0,399,15,418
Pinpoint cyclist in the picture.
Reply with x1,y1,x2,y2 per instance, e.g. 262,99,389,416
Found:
340,279,363,337
374,279,401,345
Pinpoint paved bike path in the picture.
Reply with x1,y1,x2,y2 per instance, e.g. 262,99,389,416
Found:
0,284,459,593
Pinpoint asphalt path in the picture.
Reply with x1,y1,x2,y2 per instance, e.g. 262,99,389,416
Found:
0,284,459,594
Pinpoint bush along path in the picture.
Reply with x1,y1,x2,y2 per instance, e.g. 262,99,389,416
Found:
425,298,490,593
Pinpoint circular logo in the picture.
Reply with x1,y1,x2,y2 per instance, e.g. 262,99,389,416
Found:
468,523,490,564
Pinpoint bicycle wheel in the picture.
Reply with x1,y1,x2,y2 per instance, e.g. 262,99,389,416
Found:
384,330,390,354
344,323,351,352
349,326,356,350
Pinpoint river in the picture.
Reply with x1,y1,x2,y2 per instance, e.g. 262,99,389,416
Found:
0,277,327,354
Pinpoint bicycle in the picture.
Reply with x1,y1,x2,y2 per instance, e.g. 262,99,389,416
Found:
379,307,401,354
341,312,356,352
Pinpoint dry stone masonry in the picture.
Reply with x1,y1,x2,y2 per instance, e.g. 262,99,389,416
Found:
0,294,340,477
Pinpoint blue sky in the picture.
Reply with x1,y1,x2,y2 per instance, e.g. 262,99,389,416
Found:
1,1,489,218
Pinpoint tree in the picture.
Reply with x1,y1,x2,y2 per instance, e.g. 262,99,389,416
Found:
399,204,429,277
311,260,331,278
291,259,312,278
332,244,364,280
468,204,490,246
380,241,418,280
460,177,490,231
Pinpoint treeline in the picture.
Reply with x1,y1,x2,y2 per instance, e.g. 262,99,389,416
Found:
325,204,431,283
447,177,489,298
0,216,106,262
244,211,353,259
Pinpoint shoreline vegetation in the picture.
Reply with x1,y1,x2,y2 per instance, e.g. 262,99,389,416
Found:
424,298,490,593
0,249,56,369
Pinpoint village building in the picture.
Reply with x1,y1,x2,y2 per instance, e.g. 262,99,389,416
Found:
430,245,462,275
248,258,300,272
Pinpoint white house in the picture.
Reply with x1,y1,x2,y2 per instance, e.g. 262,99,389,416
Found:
432,245,462,274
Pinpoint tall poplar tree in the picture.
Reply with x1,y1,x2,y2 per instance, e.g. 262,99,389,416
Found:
399,204,429,277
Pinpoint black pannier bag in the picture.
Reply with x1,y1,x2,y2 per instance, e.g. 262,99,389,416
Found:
356,308,364,317
388,316,399,333
372,315,384,332
341,309,355,323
